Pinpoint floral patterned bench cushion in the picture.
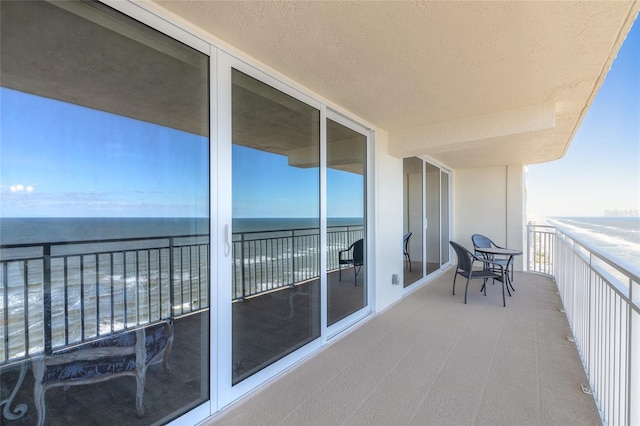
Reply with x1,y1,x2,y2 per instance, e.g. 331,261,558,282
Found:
41,322,171,385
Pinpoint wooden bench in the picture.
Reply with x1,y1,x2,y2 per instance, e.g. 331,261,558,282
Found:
32,321,173,426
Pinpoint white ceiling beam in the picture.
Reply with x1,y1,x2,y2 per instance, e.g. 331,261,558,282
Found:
388,103,556,159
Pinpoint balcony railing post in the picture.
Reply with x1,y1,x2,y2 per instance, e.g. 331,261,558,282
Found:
629,279,638,426
43,244,52,355
291,230,296,286
169,237,175,317
526,223,531,272
240,233,246,300
2,263,9,361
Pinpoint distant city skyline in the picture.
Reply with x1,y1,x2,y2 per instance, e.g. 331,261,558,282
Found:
603,209,639,217
527,19,639,219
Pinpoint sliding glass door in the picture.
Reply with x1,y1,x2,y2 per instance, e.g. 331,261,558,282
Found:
441,171,451,266
227,63,371,390
403,158,451,287
425,163,441,275
231,69,321,384
403,158,424,287
3,1,375,423
326,117,367,326
0,1,210,424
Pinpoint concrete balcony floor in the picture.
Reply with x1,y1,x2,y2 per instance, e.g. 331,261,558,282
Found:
208,270,601,426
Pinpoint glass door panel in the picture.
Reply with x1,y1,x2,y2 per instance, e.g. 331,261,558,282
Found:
403,158,424,287
326,118,367,325
0,1,210,424
425,163,441,275
441,171,450,265
231,69,321,384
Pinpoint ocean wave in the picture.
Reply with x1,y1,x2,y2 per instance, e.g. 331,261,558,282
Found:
549,217,640,268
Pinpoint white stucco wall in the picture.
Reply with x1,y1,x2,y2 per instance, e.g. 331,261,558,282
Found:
506,165,526,271
373,130,404,312
453,165,525,270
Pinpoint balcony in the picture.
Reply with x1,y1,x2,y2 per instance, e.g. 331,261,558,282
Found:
2,225,637,425
203,224,639,426
2,1,639,425
3,225,640,425
206,269,601,425
3,263,602,425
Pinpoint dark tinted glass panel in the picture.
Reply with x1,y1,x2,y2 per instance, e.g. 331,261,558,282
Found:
403,158,424,287
231,69,320,384
326,119,367,325
425,163,441,274
441,171,450,265
0,1,210,424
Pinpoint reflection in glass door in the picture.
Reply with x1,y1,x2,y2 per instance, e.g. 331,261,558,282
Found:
441,171,450,266
425,163,441,275
231,69,321,384
0,1,210,424
403,158,450,286
326,118,367,325
403,158,424,287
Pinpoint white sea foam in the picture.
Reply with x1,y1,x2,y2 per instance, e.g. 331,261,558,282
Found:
548,217,640,271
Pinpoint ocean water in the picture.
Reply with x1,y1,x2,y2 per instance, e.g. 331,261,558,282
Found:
233,217,363,233
0,217,210,245
0,218,210,360
548,216,640,270
0,217,362,360
0,217,362,244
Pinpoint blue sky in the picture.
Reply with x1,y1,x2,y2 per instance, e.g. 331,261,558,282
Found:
0,88,209,217
0,87,363,219
527,19,640,218
3,18,634,220
232,144,364,219
232,144,319,218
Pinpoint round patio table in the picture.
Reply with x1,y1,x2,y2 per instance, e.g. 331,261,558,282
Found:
475,246,522,293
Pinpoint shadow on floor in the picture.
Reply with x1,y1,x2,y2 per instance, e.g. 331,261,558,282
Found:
2,268,368,424
1,313,209,425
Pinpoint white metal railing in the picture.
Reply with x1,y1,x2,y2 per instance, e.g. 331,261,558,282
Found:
531,223,640,426
527,223,555,275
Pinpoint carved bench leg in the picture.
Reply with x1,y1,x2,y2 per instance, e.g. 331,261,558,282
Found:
1,362,28,422
135,329,147,417
135,368,147,417
32,358,47,426
163,330,174,374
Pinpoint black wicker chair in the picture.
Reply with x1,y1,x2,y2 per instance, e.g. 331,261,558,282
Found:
450,241,507,306
471,234,514,289
338,239,364,285
403,232,412,271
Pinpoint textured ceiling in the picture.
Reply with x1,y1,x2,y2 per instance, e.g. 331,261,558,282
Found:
153,0,639,168
2,1,637,170
0,1,209,137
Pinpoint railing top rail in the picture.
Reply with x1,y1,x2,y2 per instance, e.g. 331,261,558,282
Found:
231,224,363,236
0,233,209,250
0,225,363,250
553,223,640,284
527,225,556,233
527,223,556,230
